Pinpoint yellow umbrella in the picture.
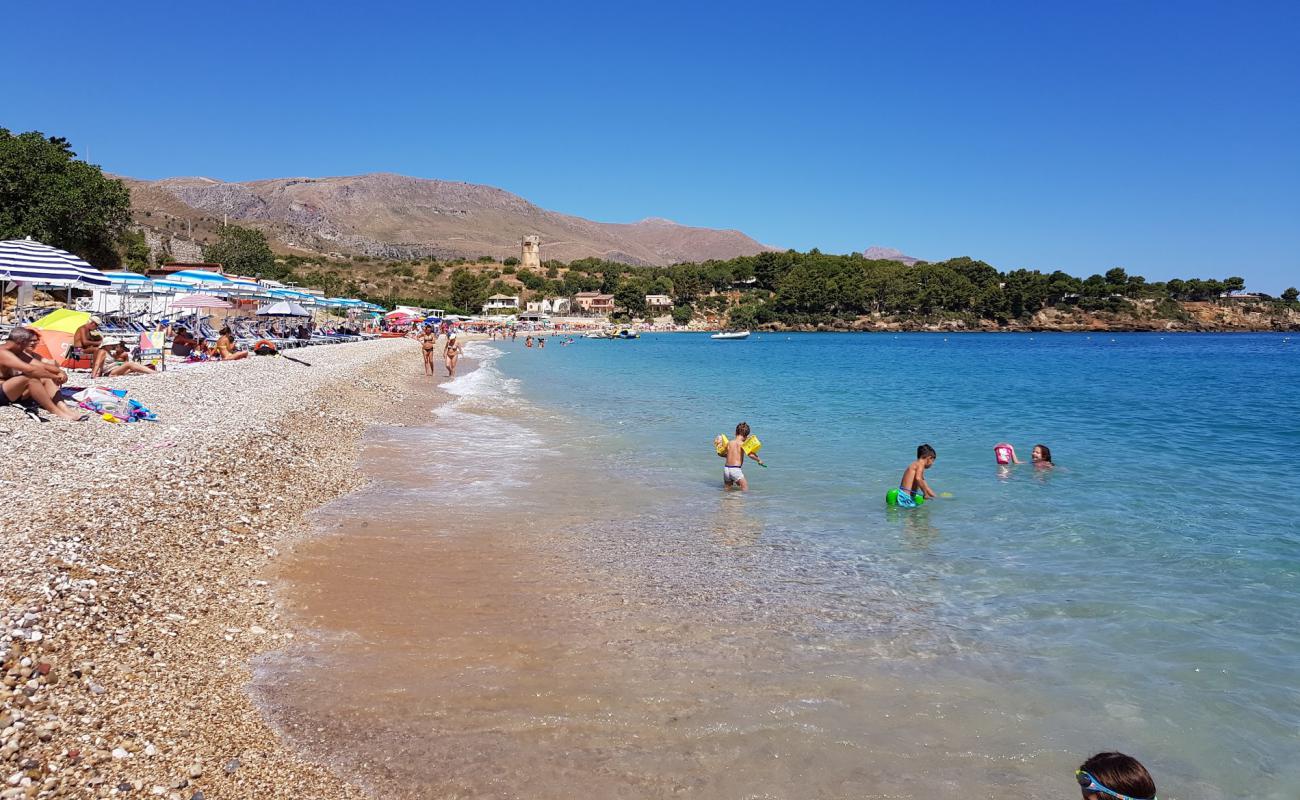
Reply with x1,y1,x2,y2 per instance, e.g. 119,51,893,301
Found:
29,308,92,334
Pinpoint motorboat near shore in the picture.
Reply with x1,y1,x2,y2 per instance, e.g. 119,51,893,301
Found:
710,330,750,340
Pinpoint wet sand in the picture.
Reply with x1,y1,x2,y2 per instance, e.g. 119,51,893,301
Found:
252,348,1080,799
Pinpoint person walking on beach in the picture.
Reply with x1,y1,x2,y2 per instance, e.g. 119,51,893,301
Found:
444,332,463,377
1075,752,1156,800
419,324,439,377
718,421,764,491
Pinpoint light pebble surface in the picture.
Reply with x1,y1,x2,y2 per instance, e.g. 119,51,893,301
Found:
0,338,425,799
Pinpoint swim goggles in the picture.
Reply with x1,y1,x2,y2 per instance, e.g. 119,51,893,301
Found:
1075,770,1155,800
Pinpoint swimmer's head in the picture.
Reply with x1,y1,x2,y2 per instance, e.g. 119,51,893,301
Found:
1076,752,1155,800
735,422,751,438
917,444,937,464
1033,444,1052,464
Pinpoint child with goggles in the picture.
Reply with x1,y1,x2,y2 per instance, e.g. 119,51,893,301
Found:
1076,752,1157,800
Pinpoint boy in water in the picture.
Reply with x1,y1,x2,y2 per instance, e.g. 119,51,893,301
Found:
719,421,764,491
890,444,937,507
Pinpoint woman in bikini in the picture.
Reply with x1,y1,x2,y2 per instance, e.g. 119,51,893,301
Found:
419,324,439,377
444,332,463,378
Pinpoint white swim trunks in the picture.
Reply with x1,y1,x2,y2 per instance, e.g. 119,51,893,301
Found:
723,466,745,484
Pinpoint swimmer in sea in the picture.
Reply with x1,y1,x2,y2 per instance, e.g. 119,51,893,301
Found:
1032,443,1053,468
890,444,937,508
718,421,763,491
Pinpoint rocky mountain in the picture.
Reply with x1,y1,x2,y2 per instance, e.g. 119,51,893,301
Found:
862,246,921,265
122,172,776,266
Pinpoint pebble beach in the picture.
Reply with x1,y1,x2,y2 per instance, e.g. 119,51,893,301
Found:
0,338,422,799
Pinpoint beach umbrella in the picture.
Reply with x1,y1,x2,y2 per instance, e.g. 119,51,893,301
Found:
147,279,192,293
258,300,311,317
103,271,154,289
29,308,92,334
0,238,110,288
28,308,94,362
170,293,233,310
167,270,236,289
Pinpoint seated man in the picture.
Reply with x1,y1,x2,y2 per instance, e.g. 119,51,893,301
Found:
73,315,104,368
214,327,249,361
170,327,198,357
0,328,88,421
100,340,156,377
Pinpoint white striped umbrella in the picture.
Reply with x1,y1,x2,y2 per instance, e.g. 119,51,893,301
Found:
167,269,235,289
0,237,110,287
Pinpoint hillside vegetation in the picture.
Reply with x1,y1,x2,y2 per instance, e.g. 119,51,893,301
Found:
266,246,1300,331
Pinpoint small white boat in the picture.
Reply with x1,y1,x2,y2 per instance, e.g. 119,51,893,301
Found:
710,330,751,340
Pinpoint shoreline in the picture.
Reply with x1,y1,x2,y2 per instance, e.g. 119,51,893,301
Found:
1,339,429,799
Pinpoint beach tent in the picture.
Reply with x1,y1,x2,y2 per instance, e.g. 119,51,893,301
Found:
0,238,110,288
28,308,93,363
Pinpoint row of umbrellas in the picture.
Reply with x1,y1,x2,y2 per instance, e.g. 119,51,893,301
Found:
0,238,385,314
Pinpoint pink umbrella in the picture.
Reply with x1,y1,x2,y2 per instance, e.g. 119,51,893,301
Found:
170,293,233,309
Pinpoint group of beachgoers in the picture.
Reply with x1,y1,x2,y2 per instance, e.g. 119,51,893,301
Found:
418,323,463,378
0,314,281,422
716,422,1054,502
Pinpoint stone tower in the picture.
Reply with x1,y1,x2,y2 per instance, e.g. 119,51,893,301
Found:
521,234,541,270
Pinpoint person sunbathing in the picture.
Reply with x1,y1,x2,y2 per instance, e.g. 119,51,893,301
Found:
99,340,156,377
0,328,88,421
170,327,198,357
214,327,250,361
74,315,104,369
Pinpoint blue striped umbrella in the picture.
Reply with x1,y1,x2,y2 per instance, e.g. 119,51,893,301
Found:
168,269,235,289
0,238,110,287
103,271,154,292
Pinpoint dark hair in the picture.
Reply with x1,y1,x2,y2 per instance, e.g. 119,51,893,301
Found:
735,421,751,438
1078,752,1155,799
1035,444,1053,464
917,444,936,460
220,327,232,336
7,327,36,344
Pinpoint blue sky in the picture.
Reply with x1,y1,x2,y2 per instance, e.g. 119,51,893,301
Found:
4,1,1297,290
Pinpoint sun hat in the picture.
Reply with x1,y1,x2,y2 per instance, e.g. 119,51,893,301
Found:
89,315,103,325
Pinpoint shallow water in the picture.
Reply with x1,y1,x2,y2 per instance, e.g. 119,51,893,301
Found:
254,334,1300,799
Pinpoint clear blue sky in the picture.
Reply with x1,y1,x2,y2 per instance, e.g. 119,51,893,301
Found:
4,1,1297,290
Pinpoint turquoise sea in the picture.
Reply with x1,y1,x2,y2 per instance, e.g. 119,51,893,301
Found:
492,332,1299,797
257,332,1299,799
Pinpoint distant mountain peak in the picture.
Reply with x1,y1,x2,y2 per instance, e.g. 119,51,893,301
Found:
863,245,920,265
123,171,776,265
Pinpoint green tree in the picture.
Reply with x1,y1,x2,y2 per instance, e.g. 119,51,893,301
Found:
119,229,152,273
204,224,278,279
1281,287,1298,303
503,257,519,267
448,268,490,313
1223,276,1246,295
0,129,131,267
614,278,648,318
671,304,693,325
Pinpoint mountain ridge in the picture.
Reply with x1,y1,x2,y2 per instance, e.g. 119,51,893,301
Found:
122,172,778,266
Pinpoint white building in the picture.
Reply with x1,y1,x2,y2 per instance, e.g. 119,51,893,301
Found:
646,294,674,310
525,297,571,315
482,294,521,314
